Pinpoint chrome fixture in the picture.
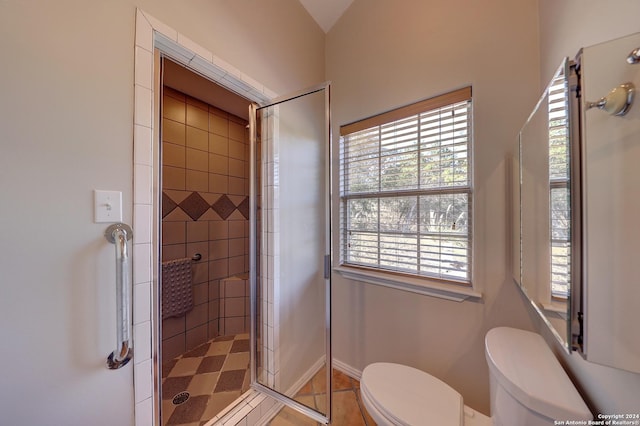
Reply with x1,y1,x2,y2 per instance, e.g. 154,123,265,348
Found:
104,223,133,369
627,47,640,64
586,82,635,116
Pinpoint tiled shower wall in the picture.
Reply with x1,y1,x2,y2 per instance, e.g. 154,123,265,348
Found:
258,108,280,389
161,86,250,362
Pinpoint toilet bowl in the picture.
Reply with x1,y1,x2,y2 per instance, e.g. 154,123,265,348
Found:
360,362,491,426
360,327,591,426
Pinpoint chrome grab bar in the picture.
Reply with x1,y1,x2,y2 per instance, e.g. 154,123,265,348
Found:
104,223,134,369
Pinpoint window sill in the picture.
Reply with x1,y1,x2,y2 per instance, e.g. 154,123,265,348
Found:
334,266,482,302
541,302,568,319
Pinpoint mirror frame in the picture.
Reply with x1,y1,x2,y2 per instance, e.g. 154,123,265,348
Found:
514,58,584,354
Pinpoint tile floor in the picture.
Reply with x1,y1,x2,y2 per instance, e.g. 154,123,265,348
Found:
161,334,251,426
162,334,376,426
269,367,376,426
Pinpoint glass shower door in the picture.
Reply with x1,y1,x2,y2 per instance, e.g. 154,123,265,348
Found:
249,83,332,424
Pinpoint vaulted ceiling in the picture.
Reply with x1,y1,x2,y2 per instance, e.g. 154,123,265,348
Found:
297,0,354,32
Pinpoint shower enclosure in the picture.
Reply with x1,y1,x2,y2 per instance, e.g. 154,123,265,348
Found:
159,58,254,424
157,53,332,425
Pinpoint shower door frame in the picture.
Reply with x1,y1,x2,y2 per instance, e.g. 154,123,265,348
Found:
249,83,333,425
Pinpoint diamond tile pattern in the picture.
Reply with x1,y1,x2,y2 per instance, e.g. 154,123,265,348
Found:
162,334,250,426
179,192,211,221
162,334,372,425
214,370,246,392
162,192,178,218
237,196,250,219
212,194,236,220
162,192,250,222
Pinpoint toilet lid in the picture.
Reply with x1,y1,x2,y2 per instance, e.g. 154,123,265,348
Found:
361,363,463,426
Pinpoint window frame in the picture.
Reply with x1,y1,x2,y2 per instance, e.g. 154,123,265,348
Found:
547,72,571,301
337,87,477,298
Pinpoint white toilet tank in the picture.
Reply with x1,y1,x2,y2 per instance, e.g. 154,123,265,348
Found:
485,327,592,426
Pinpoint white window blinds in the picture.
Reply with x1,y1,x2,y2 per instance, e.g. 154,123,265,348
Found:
339,87,472,283
548,73,571,299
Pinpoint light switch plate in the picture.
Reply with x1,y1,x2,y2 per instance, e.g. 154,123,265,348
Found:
94,190,123,223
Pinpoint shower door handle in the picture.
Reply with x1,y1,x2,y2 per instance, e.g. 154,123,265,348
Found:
104,223,134,369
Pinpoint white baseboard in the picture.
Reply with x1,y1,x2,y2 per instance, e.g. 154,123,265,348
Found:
332,358,362,381
255,355,326,425
286,355,326,397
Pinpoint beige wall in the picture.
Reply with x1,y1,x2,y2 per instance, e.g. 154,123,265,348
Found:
539,0,640,84
0,1,323,425
537,0,640,415
327,0,541,414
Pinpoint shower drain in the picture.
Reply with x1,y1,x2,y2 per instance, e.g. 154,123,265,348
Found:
172,391,190,405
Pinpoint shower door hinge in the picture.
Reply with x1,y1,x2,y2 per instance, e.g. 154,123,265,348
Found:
324,255,331,279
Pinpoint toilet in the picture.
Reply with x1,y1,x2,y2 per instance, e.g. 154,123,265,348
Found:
360,327,592,425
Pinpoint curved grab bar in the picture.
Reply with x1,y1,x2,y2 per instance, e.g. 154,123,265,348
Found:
104,223,134,369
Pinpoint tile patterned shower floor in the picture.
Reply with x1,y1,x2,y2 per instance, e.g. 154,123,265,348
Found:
269,367,377,426
162,334,250,426
162,335,375,425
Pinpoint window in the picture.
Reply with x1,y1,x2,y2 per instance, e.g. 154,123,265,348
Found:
339,87,472,284
548,72,571,299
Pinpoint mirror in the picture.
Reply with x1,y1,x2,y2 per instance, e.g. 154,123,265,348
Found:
516,58,580,352
516,31,640,372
